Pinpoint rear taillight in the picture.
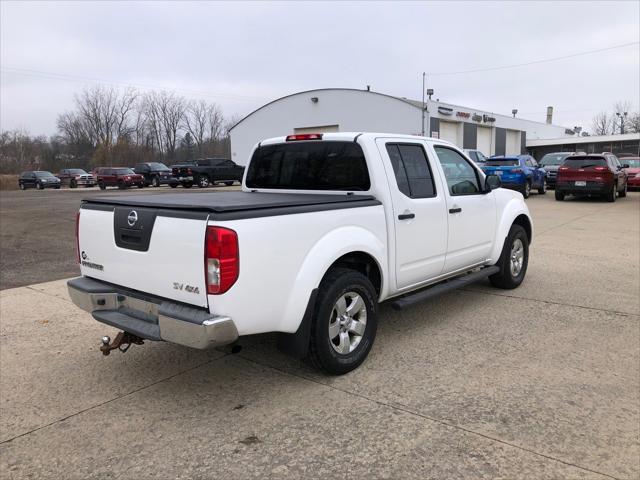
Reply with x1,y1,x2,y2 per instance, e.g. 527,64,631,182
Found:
205,226,239,295
286,133,323,141
511,168,523,173
187,168,193,175
75,210,80,263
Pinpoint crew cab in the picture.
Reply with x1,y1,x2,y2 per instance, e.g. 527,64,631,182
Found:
95,167,145,190
170,158,245,188
555,154,628,202
68,133,532,374
57,169,96,188
480,155,546,198
134,162,174,187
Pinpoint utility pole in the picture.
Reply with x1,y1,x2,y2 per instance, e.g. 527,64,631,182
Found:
421,72,426,136
616,112,628,135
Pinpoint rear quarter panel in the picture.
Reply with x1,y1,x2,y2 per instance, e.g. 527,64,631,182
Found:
208,204,387,336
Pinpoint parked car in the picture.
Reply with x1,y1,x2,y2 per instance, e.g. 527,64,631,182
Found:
555,154,628,202
464,149,488,164
69,132,532,374
133,162,174,187
538,152,576,188
480,155,546,198
95,167,145,190
170,158,245,188
18,171,61,190
57,168,95,188
622,157,640,190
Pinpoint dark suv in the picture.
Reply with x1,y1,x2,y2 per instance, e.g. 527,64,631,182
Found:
95,167,145,190
555,154,629,202
19,171,61,190
134,162,174,187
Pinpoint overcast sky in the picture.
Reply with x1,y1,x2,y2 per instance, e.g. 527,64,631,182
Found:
1,1,639,136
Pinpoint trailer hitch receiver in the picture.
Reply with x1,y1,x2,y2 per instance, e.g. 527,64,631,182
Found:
100,331,145,356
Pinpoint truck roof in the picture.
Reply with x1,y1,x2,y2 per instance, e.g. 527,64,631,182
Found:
259,132,457,147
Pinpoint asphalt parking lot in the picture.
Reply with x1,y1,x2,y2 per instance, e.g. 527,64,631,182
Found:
0,190,639,479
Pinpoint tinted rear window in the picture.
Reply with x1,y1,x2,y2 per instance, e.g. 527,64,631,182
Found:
563,157,607,168
485,159,519,167
246,141,370,191
540,153,571,166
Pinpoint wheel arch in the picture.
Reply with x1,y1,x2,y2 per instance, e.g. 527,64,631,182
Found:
488,199,533,263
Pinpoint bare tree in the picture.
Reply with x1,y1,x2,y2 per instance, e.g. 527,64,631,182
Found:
591,112,613,136
143,91,187,160
627,112,640,134
183,99,208,153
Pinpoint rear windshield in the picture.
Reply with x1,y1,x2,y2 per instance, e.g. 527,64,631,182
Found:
563,157,607,168
484,159,519,167
540,153,571,166
246,141,370,191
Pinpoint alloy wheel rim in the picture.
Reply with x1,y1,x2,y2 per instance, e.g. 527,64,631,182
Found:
510,238,524,277
525,183,531,195
328,292,367,355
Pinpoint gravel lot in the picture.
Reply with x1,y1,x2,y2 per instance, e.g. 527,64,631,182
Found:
0,186,239,289
0,189,638,479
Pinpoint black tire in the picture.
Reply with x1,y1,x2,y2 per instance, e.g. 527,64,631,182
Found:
137,183,144,189
197,175,210,188
619,181,627,198
489,224,529,290
54,186,60,189
70,179,77,188
19,183,25,190
538,178,547,194
117,181,126,190
555,190,564,201
225,181,234,186
522,180,531,199
36,182,43,190
98,182,106,190
182,182,193,189
606,183,616,202
169,183,178,188
152,176,160,187
308,268,377,375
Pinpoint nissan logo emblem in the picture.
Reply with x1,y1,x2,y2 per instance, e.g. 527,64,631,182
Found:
127,210,138,227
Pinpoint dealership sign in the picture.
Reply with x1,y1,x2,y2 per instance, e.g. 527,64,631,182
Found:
456,111,471,119
438,106,453,116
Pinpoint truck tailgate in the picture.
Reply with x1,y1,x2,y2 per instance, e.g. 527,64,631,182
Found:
78,204,208,307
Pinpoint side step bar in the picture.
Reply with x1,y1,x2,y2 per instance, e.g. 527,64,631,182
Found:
391,266,500,311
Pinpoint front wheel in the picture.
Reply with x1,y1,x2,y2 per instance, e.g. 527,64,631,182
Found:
197,175,210,188
98,182,106,190
619,181,627,198
522,181,531,199
225,181,234,186
137,183,144,189
152,176,160,187
19,183,25,190
70,179,77,188
606,184,616,202
538,178,547,194
182,182,193,189
555,190,564,201
489,224,529,290
36,182,43,190
308,268,377,375
169,183,178,188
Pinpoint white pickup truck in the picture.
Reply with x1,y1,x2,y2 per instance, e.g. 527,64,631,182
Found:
69,132,532,374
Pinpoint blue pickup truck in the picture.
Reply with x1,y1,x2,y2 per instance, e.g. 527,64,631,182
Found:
480,155,547,198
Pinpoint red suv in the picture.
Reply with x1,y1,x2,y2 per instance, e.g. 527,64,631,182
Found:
95,167,145,190
555,154,629,202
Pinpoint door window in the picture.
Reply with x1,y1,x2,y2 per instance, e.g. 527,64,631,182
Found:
434,146,482,195
385,144,436,198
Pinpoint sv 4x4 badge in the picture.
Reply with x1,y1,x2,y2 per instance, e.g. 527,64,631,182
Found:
173,283,200,294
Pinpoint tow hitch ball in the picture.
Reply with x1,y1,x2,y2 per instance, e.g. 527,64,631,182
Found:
100,331,144,356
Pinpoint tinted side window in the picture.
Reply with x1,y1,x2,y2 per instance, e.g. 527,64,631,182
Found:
386,144,436,198
434,146,481,195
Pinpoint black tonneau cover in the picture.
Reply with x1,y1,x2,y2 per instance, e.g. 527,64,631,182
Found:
82,191,381,220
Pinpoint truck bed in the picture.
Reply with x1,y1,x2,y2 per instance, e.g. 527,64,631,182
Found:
83,191,381,220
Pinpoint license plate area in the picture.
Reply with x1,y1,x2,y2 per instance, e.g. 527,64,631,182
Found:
575,181,586,187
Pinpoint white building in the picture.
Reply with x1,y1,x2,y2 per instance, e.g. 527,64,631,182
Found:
229,88,570,165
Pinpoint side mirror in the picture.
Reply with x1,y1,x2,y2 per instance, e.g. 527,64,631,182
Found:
622,164,630,169
484,174,501,192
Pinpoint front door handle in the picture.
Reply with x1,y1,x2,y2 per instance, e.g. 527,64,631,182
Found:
449,207,462,214
398,213,415,220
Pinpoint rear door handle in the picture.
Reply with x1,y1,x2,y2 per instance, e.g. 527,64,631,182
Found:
449,207,462,214
398,213,415,220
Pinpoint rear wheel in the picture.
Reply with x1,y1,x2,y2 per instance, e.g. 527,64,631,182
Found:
19,183,25,190
538,178,547,194
182,182,193,189
137,183,144,188
490,224,529,289
117,181,126,190
152,176,160,187
197,175,210,188
70,179,77,188
606,183,616,202
225,181,234,186
522,180,531,199
308,268,377,375
98,182,106,190
555,190,564,201
169,183,178,188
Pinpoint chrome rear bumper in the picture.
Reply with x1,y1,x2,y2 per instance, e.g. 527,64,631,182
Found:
67,277,238,350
